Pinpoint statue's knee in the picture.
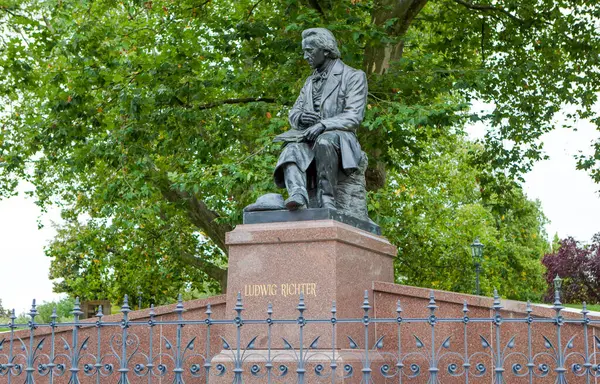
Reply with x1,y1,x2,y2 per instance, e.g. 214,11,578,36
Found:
315,136,335,148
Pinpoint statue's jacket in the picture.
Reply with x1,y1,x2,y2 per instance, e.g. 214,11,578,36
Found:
274,59,368,188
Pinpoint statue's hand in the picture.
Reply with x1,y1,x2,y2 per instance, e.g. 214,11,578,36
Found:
303,123,326,142
300,112,320,127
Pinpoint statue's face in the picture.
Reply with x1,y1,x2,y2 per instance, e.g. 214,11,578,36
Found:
302,39,327,70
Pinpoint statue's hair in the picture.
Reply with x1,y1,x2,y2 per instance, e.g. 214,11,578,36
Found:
302,28,341,59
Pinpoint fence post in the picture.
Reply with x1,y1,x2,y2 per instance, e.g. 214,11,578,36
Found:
146,304,155,383
118,295,130,384
296,292,306,384
70,298,83,384
24,299,37,384
331,301,337,383
266,303,273,384
462,301,470,384
492,290,504,384
204,303,212,384
361,290,372,382
48,308,57,384
174,294,185,384
233,293,244,384
8,309,16,384
553,285,566,383
94,305,103,384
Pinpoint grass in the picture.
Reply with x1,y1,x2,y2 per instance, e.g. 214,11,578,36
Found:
563,303,600,312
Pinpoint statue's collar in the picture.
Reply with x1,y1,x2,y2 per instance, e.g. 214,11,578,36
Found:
312,59,341,79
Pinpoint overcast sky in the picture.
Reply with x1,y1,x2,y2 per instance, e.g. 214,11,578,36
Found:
1,117,599,314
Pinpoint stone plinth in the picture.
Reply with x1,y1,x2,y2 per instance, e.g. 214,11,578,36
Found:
224,220,396,350
243,208,381,235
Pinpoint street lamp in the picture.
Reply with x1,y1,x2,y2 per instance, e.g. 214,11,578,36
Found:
553,274,563,309
471,237,484,295
553,274,563,291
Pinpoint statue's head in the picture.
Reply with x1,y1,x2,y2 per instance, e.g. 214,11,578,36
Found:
301,28,341,69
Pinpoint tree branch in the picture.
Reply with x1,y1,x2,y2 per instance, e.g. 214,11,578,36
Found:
452,0,523,23
0,6,36,23
305,0,324,15
198,97,277,110
172,251,228,292
246,0,267,20
455,1,581,46
395,0,429,35
152,171,232,256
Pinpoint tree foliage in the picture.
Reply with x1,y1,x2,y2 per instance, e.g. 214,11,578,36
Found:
373,136,549,300
0,299,9,318
1,0,597,302
542,234,600,304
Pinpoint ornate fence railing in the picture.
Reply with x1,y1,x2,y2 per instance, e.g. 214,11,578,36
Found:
1,287,599,383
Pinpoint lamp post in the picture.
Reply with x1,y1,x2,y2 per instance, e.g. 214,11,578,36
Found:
137,286,143,310
471,237,484,295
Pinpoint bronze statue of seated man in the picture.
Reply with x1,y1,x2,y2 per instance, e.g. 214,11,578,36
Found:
273,28,368,212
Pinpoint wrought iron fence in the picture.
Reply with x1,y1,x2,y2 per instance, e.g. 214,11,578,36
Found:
0,286,599,383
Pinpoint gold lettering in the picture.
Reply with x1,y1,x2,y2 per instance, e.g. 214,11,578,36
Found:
244,283,317,297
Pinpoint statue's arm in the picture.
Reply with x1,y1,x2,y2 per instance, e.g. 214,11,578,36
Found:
320,70,367,133
288,81,309,130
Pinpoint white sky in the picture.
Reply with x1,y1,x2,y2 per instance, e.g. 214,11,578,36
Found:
1,115,599,314
0,187,63,314
467,102,600,242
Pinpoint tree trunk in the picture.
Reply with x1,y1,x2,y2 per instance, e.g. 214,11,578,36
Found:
363,0,429,190
364,0,428,75
151,170,230,291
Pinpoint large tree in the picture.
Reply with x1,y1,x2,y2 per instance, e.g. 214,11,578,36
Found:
1,0,597,302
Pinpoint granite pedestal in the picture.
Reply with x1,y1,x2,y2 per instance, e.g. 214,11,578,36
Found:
224,219,396,353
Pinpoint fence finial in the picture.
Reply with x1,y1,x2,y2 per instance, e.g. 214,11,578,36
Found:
28,299,38,319
297,292,306,314
96,305,104,318
582,302,588,315
121,294,131,314
235,292,244,313
175,293,185,313
427,290,437,311
362,290,371,312
462,300,469,314
492,289,502,311
396,300,402,314
73,297,83,317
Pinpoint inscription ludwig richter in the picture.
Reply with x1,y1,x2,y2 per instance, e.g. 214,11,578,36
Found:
244,283,317,298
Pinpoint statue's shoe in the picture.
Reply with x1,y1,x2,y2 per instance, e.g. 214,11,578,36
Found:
284,194,307,211
244,193,285,212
